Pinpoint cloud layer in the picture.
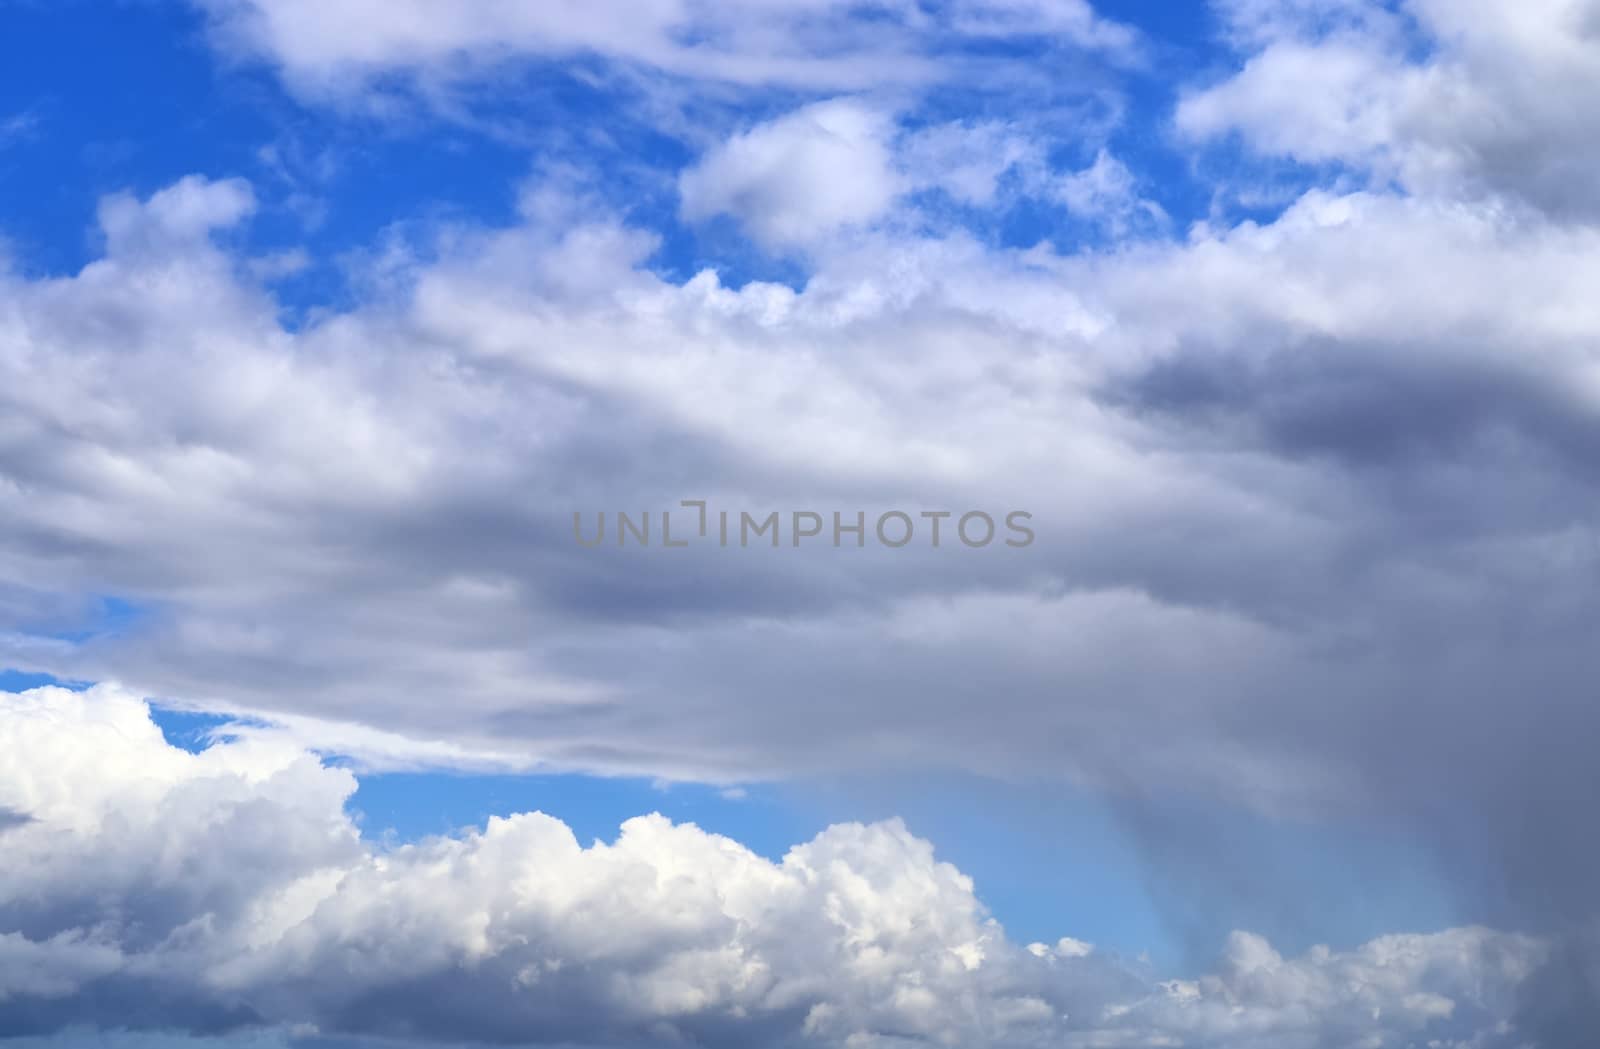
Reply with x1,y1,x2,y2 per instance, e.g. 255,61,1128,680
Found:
0,685,1546,1048
6,0,1600,1044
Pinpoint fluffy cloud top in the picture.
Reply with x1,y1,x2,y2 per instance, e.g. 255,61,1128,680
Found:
0,684,1545,1048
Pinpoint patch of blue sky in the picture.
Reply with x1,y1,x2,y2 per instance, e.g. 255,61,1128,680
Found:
47,595,145,643
150,705,249,754
0,668,68,692
0,1,278,277
0,3,518,314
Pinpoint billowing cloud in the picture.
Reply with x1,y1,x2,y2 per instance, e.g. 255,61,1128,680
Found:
0,684,1545,1048
1178,0,1600,218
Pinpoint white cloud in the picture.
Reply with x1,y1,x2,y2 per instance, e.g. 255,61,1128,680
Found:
896,120,1041,208
0,684,1546,1048
679,100,903,248
1177,39,1406,165
679,104,1158,248
1178,0,1600,217
96,175,258,254
190,0,1136,98
1050,148,1168,234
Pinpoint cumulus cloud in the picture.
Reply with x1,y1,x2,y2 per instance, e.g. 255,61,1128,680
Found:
1178,0,1600,218
0,684,1545,1048
679,100,903,248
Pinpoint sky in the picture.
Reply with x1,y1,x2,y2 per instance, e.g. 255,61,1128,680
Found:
3,1,1600,1047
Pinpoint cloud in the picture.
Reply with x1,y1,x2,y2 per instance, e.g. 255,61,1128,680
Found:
0,111,41,151
3,172,1598,817
679,100,903,248
896,120,1042,208
1049,148,1168,234
679,103,1159,248
9,0,1600,1032
1177,0,1600,218
96,176,258,253
190,0,1137,99
5,170,1600,1039
0,683,1545,1048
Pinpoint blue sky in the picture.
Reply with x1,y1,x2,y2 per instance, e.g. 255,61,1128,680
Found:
3,1,1599,1047
2,0,1247,296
